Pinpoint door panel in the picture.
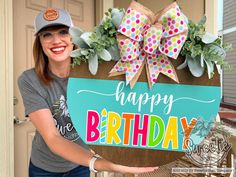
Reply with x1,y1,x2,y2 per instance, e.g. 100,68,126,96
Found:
13,1,95,177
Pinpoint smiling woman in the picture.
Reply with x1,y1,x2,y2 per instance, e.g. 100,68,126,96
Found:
17,7,158,177
33,25,73,84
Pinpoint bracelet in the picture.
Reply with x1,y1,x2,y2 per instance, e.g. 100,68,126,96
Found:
89,154,101,173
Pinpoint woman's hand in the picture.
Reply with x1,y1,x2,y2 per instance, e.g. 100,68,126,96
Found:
94,157,158,174
112,164,159,174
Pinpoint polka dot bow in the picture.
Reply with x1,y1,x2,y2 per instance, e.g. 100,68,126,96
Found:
109,1,188,89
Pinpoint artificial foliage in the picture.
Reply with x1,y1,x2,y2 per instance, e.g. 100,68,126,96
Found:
69,8,124,75
70,8,232,79
179,16,232,78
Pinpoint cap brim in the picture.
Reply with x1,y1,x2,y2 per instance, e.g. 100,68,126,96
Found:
34,23,71,35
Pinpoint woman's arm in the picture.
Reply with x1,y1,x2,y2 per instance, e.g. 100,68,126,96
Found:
29,109,158,174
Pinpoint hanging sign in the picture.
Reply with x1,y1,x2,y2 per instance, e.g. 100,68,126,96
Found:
67,78,221,152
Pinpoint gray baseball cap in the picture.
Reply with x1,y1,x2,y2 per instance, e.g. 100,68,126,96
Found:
34,8,73,35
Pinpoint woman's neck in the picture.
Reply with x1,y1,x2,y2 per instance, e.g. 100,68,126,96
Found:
48,59,71,78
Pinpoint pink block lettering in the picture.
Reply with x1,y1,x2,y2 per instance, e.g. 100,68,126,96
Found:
86,110,100,142
133,114,149,146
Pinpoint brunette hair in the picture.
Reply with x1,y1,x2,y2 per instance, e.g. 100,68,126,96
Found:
33,25,74,85
33,36,52,85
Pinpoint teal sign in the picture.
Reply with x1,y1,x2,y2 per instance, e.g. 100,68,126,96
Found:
67,78,221,152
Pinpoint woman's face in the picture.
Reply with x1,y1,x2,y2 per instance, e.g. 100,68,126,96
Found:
39,26,73,64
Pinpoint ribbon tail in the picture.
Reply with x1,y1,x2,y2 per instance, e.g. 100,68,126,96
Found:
109,60,126,77
157,54,179,83
109,58,144,88
146,56,160,89
130,61,145,89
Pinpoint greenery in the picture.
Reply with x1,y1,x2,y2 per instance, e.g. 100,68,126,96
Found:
69,8,124,75
70,8,233,78
179,16,233,78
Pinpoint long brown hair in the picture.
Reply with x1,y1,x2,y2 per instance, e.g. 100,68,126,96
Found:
33,36,53,85
33,25,75,85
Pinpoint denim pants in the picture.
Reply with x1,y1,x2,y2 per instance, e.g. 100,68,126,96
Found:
29,161,90,177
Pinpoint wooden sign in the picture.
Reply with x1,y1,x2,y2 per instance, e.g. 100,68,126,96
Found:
68,57,220,166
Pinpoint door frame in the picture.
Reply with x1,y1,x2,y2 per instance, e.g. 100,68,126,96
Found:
0,0,14,177
205,0,218,35
1,0,217,177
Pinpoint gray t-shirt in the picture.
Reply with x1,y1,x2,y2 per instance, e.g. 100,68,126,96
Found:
18,68,89,173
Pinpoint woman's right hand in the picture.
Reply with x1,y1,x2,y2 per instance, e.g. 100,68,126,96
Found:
94,157,159,175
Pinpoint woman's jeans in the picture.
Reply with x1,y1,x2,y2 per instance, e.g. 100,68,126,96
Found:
29,161,90,177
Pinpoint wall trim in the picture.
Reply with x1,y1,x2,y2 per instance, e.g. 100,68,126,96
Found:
95,0,114,25
0,0,14,177
205,0,218,35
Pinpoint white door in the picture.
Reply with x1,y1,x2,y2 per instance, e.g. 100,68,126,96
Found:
13,1,95,177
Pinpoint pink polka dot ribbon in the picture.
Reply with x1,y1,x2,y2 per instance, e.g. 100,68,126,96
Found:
109,1,188,89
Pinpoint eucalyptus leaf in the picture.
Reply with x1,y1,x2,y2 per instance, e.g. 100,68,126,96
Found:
222,43,232,52
187,55,204,77
80,32,94,46
107,44,121,61
204,59,214,79
199,16,206,25
80,49,89,55
69,26,83,37
72,37,89,48
204,44,226,61
190,44,202,58
200,53,205,67
177,57,188,70
111,8,120,16
70,49,82,58
180,14,232,78
97,49,112,61
202,32,218,44
111,8,125,28
88,54,98,75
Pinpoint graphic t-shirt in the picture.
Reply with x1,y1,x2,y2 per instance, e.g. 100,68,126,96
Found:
18,68,89,173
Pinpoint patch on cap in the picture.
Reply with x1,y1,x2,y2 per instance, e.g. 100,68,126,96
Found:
43,8,59,21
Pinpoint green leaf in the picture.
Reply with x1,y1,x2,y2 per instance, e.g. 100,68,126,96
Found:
202,32,218,44
70,49,81,58
177,57,188,70
191,44,202,58
80,49,89,55
200,53,205,67
187,55,205,77
204,59,214,79
111,8,120,15
97,49,112,61
206,44,226,61
80,32,94,46
222,43,233,52
199,15,207,25
72,37,89,48
179,14,233,76
107,44,120,61
88,54,98,75
111,8,125,28
69,26,83,37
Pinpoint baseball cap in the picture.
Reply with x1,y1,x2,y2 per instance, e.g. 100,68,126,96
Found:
34,8,73,35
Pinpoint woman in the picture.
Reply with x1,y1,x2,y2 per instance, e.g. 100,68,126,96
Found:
18,8,158,177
